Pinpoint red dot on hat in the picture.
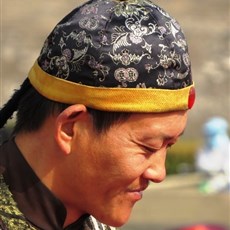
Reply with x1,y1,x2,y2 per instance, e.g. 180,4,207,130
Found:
188,86,195,109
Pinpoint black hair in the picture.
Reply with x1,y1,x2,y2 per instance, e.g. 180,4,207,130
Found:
0,79,131,134
0,78,31,129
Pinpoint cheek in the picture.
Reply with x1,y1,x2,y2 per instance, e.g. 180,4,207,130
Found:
100,150,147,187
83,132,147,188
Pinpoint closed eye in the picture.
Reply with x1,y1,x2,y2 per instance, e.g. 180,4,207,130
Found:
142,142,175,153
141,145,159,154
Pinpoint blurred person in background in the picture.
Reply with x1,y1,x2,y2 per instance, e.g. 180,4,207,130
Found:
195,117,230,193
0,0,195,229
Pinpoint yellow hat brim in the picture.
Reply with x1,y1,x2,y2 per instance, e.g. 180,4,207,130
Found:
28,61,195,112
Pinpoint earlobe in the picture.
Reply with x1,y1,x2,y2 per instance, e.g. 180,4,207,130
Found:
55,104,87,155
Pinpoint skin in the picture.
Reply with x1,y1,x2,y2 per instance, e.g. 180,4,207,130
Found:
15,104,188,227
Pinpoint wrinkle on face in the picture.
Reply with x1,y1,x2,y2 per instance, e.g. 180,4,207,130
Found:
62,110,188,227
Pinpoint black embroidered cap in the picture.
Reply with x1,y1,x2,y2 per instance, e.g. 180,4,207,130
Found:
28,0,195,112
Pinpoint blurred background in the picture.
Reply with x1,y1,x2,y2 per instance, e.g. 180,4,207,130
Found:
0,0,229,229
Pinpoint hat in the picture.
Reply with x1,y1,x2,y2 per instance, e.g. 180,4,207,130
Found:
28,0,195,112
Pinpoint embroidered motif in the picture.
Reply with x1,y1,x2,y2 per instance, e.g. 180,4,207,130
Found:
0,174,117,230
80,2,99,15
111,0,153,18
157,73,170,86
88,56,110,81
114,67,139,87
109,48,149,66
125,16,156,45
37,0,192,90
0,175,36,230
79,16,100,31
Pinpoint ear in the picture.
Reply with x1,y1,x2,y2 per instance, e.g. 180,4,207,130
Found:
55,104,87,155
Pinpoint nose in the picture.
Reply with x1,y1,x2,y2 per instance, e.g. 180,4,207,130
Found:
142,151,167,183
143,166,166,183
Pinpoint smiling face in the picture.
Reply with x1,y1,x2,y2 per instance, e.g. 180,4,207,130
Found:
65,110,188,227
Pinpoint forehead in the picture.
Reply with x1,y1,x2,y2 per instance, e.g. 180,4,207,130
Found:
119,111,188,138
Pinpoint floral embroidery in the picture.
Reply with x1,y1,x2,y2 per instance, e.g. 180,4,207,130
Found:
0,175,37,229
109,48,149,66
88,56,110,81
80,2,99,15
0,175,117,230
111,0,153,18
37,0,192,89
126,16,156,45
157,73,168,86
79,16,100,31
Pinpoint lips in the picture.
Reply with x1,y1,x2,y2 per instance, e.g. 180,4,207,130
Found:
130,191,143,201
127,185,148,201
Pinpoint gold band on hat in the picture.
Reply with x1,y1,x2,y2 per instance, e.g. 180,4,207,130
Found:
28,62,195,112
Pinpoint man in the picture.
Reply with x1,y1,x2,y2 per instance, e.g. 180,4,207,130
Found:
0,0,195,229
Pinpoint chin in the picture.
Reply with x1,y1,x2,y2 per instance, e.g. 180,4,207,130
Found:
105,219,130,228
101,210,132,228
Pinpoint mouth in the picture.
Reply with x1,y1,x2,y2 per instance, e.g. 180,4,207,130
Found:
127,185,148,201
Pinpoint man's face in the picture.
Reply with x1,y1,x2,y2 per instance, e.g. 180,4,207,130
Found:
67,110,187,227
